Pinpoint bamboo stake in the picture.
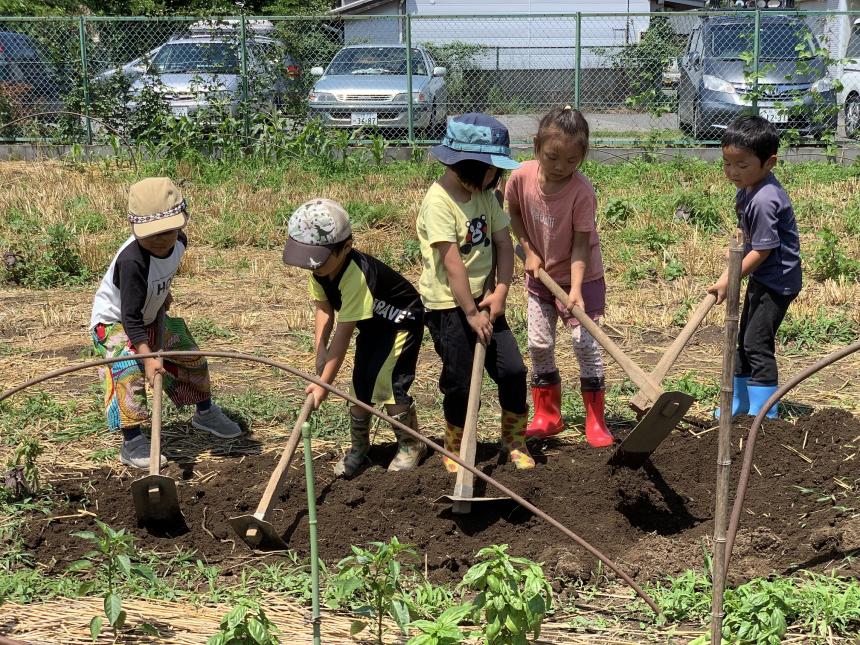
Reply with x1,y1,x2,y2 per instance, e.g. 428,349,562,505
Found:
302,421,321,645
711,233,744,645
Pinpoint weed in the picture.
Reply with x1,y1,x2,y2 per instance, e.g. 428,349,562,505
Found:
809,228,860,282
601,198,634,228
672,191,726,234
777,307,858,353
663,372,720,406
188,318,235,341
459,544,553,644
3,436,44,499
1,223,92,288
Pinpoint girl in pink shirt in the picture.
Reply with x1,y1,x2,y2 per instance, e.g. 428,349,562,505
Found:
505,107,613,448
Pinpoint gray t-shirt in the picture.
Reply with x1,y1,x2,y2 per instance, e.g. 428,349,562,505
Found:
736,174,802,295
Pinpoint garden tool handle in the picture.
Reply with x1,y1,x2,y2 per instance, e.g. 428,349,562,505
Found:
453,340,487,505
630,293,717,411
254,393,315,520
149,367,163,477
534,267,662,402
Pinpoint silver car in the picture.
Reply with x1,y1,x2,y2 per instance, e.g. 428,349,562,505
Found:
128,20,299,118
308,45,448,136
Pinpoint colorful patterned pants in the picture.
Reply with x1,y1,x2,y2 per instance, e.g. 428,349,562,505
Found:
91,316,211,431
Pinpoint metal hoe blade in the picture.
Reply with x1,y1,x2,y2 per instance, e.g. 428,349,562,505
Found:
608,391,695,469
131,474,186,532
228,514,288,551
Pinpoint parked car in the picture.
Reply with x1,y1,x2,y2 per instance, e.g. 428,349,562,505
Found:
307,44,448,136
839,18,860,139
678,13,837,139
0,30,64,123
127,20,299,119
94,46,163,83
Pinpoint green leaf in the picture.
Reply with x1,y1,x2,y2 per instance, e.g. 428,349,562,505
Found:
247,617,268,644
115,610,127,630
78,582,95,596
68,560,93,572
104,592,122,626
72,531,97,541
206,633,227,645
138,622,159,636
349,620,367,635
89,616,103,642
116,554,132,577
390,598,411,633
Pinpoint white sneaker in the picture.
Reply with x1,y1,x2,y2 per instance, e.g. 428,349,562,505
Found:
120,434,167,470
192,403,242,439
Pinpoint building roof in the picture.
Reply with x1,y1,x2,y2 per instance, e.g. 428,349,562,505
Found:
331,0,398,14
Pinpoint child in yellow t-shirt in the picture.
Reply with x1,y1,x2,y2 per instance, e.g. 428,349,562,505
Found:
416,113,534,471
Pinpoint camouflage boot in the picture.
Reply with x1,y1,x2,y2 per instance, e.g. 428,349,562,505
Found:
387,404,427,472
500,409,535,470
334,413,371,477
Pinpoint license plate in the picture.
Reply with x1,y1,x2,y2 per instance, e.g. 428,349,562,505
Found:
760,108,788,124
351,112,378,126
172,106,189,117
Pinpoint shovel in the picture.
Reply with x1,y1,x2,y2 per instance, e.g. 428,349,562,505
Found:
131,362,187,533
229,393,315,550
518,254,693,468
628,293,716,418
435,337,511,513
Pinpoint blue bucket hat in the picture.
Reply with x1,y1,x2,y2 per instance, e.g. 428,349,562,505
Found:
430,113,520,170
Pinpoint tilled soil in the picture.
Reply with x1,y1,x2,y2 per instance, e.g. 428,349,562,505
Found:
19,408,860,586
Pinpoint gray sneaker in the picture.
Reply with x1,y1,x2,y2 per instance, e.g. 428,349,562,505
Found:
120,434,167,470
191,403,242,439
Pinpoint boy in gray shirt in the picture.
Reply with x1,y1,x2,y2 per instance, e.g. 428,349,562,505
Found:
709,115,801,419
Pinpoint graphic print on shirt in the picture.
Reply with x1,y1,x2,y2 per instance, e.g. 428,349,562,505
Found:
143,272,175,317
459,214,490,255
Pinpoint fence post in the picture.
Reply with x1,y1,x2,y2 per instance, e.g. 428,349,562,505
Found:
575,12,582,110
752,8,761,115
405,13,414,144
239,13,250,141
78,16,93,145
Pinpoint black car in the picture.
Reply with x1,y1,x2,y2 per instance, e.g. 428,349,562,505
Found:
678,13,837,139
0,30,64,124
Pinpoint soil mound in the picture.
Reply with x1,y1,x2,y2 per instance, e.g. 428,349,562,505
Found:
19,408,860,585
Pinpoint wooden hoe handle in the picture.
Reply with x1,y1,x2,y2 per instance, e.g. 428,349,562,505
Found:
148,367,164,477
452,341,487,510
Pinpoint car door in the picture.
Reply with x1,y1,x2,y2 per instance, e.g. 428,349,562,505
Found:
679,27,702,123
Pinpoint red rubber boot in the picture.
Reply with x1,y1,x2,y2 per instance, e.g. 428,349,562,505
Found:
582,389,613,448
526,373,565,439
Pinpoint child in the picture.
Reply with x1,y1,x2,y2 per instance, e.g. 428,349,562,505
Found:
506,106,613,448
417,112,534,471
709,115,801,419
90,177,241,470
282,198,426,476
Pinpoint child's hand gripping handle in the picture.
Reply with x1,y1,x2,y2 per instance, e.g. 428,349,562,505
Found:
513,245,662,402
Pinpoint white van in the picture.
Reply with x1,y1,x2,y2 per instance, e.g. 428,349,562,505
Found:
841,18,860,138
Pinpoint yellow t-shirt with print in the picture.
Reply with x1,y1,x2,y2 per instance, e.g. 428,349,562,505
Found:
416,182,510,310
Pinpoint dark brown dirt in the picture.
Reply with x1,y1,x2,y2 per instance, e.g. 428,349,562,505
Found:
19,408,860,586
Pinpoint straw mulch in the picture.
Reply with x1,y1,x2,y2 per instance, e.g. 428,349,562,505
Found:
2,593,851,644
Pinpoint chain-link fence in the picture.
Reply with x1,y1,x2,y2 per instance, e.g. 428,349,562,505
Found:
1,10,858,147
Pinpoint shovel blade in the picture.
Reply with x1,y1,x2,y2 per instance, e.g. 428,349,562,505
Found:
608,391,694,469
229,514,289,551
131,474,187,534
434,494,511,515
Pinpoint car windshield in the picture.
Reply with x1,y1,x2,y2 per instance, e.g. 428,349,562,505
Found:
150,42,239,74
706,23,818,60
326,47,427,75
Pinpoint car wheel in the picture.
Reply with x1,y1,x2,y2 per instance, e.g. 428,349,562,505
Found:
692,104,715,142
846,94,860,139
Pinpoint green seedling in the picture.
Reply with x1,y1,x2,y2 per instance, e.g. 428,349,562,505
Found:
3,437,43,499
70,519,156,641
407,604,472,645
207,599,280,645
459,544,553,645
327,537,417,643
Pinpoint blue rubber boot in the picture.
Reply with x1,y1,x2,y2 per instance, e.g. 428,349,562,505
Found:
748,384,779,419
714,376,750,419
